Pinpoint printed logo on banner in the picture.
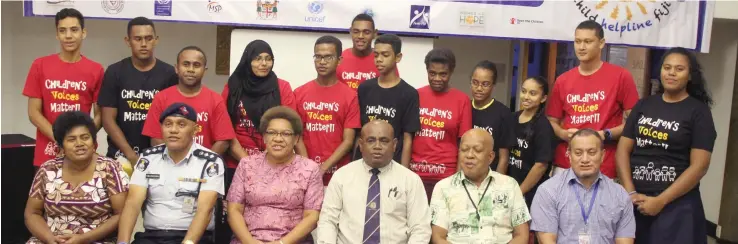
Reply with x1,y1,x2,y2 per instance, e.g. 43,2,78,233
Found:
409,5,430,29
459,10,485,27
573,0,674,37
509,18,543,25
101,0,124,14
208,0,222,13
305,1,326,23
257,0,279,20
154,0,172,16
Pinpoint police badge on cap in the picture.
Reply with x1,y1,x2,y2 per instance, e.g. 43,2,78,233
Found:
159,102,198,123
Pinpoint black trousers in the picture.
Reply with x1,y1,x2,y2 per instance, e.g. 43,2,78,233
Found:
132,230,214,244
634,189,707,244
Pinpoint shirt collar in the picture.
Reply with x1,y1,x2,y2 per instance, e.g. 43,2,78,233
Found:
162,142,199,165
454,168,496,185
565,168,605,187
472,98,495,110
361,160,394,174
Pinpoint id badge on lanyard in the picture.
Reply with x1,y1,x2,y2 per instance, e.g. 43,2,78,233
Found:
572,181,600,244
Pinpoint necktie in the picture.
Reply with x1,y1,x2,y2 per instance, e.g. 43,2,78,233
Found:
362,168,381,244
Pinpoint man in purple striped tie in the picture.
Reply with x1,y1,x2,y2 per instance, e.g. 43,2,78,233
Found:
317,120,431,244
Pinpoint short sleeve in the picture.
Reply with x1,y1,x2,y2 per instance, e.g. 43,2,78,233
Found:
617,70,640,110
142,95,164,139
129,157,151,187
279,81,297,111
529,184,559,233
28,163,51,200
201,158,226,195
98,64,119,108
211,98,237,141
221,84,230,102
509,180,532,227
691,105,717,152
621,99,644,140
303,164,325,210
500,108,516,148
533,117,555,164
429,182,449,229
344,93,361,129
22,59,43,99
458,98,473,137
545,78,564,119
403,89,421,133
226,158,249,204
92,66,105,103
104,159,130,196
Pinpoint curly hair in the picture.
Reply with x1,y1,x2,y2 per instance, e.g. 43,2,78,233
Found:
53,111,97,147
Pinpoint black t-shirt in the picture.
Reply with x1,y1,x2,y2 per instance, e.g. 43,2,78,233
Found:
508,110,555,206
472,100,516,169
98,58,177,158
623,95,716,193
357,78,421,162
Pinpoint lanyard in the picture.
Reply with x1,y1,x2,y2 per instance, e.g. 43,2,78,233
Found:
462,178,493,220
571,180,600,225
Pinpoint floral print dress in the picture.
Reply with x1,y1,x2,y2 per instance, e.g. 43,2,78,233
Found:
27,156,130,244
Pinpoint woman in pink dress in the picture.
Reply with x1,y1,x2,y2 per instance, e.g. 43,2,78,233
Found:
227,106,324,244
24,111,130,244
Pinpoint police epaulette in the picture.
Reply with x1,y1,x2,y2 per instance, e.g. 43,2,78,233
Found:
193,149,220,162
141,145,165,156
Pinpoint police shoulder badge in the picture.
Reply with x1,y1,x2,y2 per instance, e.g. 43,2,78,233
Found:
135,158,150,172
206,162,219,177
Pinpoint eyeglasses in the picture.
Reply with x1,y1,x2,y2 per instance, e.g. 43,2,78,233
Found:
472,80,493,88
253,56,274,63
313,55,336,62
264,130,295,138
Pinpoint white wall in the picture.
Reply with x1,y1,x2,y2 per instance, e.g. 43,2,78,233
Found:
0,1,513,156
714,1,738,20
697,19,738,226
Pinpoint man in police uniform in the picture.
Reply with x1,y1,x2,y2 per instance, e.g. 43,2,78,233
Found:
117,102,224,244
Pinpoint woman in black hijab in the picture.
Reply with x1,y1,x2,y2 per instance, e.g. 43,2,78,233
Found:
222,39,298,178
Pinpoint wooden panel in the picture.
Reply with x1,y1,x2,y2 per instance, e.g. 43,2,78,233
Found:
625,47,650,98
216,25,235,75
547,42,557,86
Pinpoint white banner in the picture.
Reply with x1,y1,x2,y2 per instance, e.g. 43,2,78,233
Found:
25,0,713,52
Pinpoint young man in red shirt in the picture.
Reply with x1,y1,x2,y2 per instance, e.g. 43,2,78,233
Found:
99,17,177,164
295,35,361,185
411,48,473,198
23,8,104,167
337,14,398,90
142,46,235,155
357,34,420,167
546,20,639,178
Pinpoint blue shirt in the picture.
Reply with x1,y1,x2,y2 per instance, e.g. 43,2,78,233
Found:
530,169,635,243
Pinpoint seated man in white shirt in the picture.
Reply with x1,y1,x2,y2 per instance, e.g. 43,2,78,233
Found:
430,128,531,244
317,120,431,244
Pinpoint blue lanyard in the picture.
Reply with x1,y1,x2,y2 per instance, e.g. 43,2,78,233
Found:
571,180,600,225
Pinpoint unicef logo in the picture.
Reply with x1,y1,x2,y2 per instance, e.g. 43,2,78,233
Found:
101,0,124,14
307,1,323,14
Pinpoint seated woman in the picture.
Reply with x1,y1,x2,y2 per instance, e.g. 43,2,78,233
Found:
227,106,324,244
24,111,130,244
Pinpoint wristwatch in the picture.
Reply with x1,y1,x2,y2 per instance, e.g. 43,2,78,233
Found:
604,129,612,141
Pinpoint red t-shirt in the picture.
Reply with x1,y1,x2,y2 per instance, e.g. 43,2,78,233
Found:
22,54,104,166
336,48,399,90
220,79,296,168
294,80,361,185
142,85,236,152
546,62,639,178
411,86,473,181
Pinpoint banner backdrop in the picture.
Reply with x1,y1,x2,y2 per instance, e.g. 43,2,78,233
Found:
24,0,713,52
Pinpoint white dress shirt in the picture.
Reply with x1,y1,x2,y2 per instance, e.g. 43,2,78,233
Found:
317,159,432,244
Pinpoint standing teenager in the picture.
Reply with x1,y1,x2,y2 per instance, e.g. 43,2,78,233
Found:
616,47,716,244
337,14,398,90
23,8,104,167
357,34,420,166
99,17,177,166
470,61,516,174
508,76,555,208
295,36,361,185
546,20,639,178
411,48,472,199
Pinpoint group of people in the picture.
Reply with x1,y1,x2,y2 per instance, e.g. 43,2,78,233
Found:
22,6,717,244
